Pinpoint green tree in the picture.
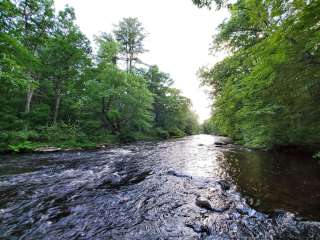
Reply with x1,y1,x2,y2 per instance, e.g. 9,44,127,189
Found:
196,0,320,148
16,0,55,113
40,6,91,125
144,66,199,137
0,3,200,151
86,36,154,140
113,17,146,72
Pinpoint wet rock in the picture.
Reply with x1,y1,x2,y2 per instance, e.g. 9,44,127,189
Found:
218,137,233,143
35,147,61,152
167,169,192,179
96,144,107,148
214,138,232,146
297,221,320,239
185,220,209,234
270,209,294,222
217,180,231,191
196,197,212,211
110,173,122,184
98,172,122,187
236,204,252,215
64,148,82,151
195,197,229,213
214,137,233,146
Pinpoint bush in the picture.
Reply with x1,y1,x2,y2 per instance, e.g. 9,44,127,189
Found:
168,128,185,138
155,128,170,139
313,152,320,160
8,141,41,152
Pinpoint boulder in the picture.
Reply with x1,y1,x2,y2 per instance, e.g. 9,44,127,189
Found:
196,197,213,211
214,137,233,146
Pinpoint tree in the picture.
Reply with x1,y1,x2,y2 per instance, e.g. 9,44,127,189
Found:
40,6,91,124
143,66,199,137
96,33,119,65
0,3,199,151
192,0,226,9
16,0,55,113
113,17,146,72
144,65,173,127
86,36,154,139
196,0,320,148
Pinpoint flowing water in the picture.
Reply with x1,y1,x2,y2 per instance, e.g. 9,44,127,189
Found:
0,135,320,239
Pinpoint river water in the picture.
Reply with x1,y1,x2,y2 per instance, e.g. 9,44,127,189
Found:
0,135,320,239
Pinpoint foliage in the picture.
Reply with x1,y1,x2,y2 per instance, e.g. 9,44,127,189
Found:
113,17,146,71
196,0,320,149
192,0,226,9
143,66,199,137
313,152,320,160
201,118,217,134
0,1,199,152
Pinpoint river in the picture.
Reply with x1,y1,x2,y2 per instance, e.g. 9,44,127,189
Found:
0,135,320,239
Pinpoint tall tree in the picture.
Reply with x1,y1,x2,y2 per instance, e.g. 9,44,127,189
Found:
40,6,91,124
16,0,55,113
113,17,146,72
86,35,154,138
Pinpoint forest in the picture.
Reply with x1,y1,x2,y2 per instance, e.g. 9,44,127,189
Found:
196,0,320,150
0,0,199,152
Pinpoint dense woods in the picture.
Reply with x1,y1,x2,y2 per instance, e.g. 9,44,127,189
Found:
195,0,320,149
0,0,199,152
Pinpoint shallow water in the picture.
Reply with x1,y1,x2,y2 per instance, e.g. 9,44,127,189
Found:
0,135,319,239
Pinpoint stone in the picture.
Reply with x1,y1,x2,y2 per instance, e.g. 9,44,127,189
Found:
196,197,213,211
167,169,192,179
35,147,61,152
217,180,231,191
110,173,122,184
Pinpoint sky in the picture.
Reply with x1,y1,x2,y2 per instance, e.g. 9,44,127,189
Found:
54,0,229,123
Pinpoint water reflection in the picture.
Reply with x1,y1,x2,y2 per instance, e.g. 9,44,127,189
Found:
166,135,320,220
180,135,227,179
218,149,320,220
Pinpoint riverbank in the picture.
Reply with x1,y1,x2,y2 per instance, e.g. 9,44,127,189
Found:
0,133,187,154
213,134,320,160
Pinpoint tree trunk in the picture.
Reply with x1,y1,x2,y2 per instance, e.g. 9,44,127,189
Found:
101,97,109,128
53,91,61,125
101,96,118,134
25,86,34,113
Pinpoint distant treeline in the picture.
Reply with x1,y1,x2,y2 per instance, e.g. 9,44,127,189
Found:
195,0,320,149
0,0,199,152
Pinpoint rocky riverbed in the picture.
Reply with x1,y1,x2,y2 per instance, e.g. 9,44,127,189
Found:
0,135,319,239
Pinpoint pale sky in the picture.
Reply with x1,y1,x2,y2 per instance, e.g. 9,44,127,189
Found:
54,0,229,123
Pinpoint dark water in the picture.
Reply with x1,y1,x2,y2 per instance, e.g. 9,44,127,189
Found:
0,135,320,239
219,149,320,220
